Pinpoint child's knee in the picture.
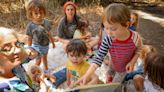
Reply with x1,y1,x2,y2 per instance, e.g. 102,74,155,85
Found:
133,75,144,82
133,75,144,91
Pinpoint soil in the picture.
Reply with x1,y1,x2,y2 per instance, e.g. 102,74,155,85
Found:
136,6,164,55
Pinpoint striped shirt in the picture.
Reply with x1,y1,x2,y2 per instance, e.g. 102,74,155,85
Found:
92,31,141,72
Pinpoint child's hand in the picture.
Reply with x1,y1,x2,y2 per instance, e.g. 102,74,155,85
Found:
67,81,71,87
126,61,135,73
69,83,75,89
74,75,88,85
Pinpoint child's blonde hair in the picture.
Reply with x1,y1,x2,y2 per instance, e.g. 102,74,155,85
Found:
26,0,46,20
102,3,130,27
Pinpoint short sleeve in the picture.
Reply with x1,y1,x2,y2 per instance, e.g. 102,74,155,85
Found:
57,18,65,38
43,19,51,32
26,23,32,37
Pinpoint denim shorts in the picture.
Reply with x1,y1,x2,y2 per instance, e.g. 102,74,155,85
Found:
53,68,66,88
124,68,144,81
32,44,49,55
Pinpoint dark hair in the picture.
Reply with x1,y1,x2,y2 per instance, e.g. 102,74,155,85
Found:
66,39,87,56
77,20,89,29
26,0,46,20
144,52,164,89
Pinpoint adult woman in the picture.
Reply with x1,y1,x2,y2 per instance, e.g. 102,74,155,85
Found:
57,1,80,40
0,27,38,78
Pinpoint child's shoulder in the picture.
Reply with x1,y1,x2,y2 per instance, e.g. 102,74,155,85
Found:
26,21,36,29
131,31,140,39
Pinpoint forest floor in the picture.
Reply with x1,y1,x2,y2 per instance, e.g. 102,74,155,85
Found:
0,4,164,54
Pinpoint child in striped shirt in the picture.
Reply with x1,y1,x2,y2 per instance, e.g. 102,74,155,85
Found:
75,3,143,85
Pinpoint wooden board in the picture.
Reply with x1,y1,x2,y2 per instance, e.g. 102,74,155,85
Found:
66,83,120,92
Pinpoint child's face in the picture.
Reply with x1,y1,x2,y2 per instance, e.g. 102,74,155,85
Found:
65,5,75,20
68,52,85,65
103,20,128,40
30,67,42,82
130,14,137,25
31,8,45,22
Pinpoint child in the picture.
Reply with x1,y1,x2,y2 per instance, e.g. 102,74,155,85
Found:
26,0,55,72
129,12,138,31
28,65,56,92
73,20,94,57
74,20,91,43
124,45,156,91
66,39,99,88
76,3,143,84
144,52,164,92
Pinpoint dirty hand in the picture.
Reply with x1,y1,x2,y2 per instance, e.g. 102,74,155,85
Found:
126,61,135,73
74,75,88,86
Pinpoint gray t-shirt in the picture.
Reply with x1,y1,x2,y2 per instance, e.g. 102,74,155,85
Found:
26,19,51,46
57,16,80,39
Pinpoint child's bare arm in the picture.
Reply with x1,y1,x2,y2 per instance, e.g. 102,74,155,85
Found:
126,33,143,73
48,31,55,48
74,63,99,85
66,69,71,86
87,73,99,85
126,54,140,73
27,36,32,46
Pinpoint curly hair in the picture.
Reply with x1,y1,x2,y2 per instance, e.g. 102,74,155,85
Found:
26,0,46,20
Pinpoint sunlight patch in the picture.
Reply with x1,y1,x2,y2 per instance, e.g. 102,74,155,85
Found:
134,10,164,27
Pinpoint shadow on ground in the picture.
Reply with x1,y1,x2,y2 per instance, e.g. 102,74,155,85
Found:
138,18,164,55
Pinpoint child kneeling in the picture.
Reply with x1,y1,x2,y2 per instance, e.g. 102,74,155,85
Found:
66,39,99,88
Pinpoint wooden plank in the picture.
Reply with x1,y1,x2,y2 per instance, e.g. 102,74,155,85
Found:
66,83,120,92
